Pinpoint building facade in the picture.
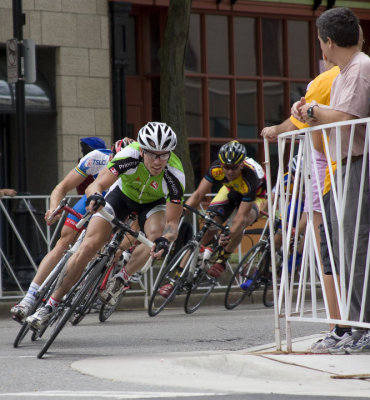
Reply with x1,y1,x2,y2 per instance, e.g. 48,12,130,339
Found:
0,0,369,193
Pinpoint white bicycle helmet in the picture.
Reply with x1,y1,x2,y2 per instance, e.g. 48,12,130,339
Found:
111,137,134,156
137,122,177,152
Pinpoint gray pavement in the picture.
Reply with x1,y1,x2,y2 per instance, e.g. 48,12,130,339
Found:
2,297,370,398
71,334,370,398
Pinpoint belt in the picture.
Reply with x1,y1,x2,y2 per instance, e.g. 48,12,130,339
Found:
341,155,363,165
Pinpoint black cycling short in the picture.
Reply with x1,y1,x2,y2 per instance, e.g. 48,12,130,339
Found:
207,189,243,222
103,186,166,231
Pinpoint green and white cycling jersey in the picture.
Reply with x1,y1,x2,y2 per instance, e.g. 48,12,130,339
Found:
107,142,185,204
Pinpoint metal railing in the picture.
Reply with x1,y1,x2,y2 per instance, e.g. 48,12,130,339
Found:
0,193,248,303
264,117,370,351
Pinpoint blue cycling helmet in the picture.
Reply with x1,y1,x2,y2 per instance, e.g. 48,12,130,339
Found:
80,137,106,156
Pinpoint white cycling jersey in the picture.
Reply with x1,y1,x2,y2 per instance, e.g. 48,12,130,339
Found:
75,149,112,179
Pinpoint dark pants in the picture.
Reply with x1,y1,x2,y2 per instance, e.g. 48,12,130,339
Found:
330,158,370,322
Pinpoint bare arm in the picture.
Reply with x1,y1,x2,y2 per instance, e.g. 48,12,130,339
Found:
260,118,297,142
46,169,87,223
185,178,213,209
301,102,356,126
85,168,118,212
162,202,183,242
150,201,183,258
0,188,17,197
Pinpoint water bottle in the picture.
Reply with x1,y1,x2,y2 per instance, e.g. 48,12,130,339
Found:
203,247,213,261
197,245,205,267
240,270,257,290
240,279,253,290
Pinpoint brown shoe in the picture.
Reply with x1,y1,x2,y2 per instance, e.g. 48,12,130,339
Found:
207,262,225,278
159,283,174,298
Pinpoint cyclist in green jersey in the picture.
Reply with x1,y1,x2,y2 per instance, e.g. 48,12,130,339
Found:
26,122,185,329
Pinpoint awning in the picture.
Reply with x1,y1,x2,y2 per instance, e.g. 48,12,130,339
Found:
0,63,54,113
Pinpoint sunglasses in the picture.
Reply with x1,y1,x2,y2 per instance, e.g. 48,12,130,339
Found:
222,163,240,171
144,150,170,161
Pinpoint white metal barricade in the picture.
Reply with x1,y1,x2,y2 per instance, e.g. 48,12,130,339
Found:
264,117,370,352
0,193,246,303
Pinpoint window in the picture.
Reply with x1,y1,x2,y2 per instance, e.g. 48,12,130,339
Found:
186,77,203,137
209,79,230,138
288,20,310,78
234,17,256,76
186,14,201,73
206,15,229,75
262,19,283,77
183,14,313,182
236,80,257,139
141,11,315,184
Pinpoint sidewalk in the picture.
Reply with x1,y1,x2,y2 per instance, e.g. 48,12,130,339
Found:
72,334,370,397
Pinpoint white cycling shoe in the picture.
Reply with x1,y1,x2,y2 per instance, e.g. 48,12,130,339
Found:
26,305,54,330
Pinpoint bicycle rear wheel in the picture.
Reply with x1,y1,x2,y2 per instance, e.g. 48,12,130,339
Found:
263,274,273,307
224,242,268,310
148,243,194,317
13,323,31,348
184,268,215,314
37,256,108,359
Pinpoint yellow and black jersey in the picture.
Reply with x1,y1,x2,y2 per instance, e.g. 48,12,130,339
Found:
204,158,266,202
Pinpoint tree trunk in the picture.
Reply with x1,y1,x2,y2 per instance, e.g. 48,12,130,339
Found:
159,0,194,192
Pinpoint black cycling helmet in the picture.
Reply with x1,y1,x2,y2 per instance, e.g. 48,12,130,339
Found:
218,140,246,165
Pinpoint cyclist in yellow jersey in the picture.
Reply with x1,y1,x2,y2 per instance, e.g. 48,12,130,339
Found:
159,140,266,297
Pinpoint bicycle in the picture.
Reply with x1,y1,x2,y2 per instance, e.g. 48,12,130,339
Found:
13,198,90,348
97,214,192,322
36,209,153,359
68,212,140,325
148,204,230,316
224,214,282,310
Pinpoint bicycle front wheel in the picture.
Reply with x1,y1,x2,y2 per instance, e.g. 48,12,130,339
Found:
69,262,105,326
37,257,108,359
99,289,127,322
184,268,215,314
148,243,195,317
263,274,273,307
224,242,268,310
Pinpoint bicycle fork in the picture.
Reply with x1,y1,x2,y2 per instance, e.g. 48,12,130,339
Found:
186,243,200,283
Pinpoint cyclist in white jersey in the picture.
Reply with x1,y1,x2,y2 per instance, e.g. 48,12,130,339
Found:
26,122,185,330
10,137,132,321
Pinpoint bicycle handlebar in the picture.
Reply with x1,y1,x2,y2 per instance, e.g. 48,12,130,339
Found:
47,198,84,226
183,204,229,232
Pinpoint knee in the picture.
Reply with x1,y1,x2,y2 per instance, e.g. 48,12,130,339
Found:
57,228,77,249
145,223,166,241
78,241,100,260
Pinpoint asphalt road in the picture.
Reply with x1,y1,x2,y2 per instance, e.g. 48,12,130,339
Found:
0,299,366,400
